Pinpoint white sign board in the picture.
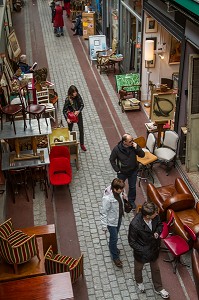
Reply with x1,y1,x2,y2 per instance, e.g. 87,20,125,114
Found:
89,35,107,61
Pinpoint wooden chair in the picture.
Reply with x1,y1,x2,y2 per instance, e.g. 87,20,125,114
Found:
19,85,48,134
0,218,40,273
44,245,84,283
36,89,56,122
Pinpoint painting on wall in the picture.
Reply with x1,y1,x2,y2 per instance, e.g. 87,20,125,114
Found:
8,30,21,58
169,36,181,64
145,17,158,33
150,93,176,122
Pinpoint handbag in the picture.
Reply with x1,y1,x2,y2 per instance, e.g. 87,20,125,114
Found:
67,111,79,123
123,199,132,213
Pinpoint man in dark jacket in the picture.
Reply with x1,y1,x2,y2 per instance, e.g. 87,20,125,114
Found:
110,133,145,209
128,202,169,299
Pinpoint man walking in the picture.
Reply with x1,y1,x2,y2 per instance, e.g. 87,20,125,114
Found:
128,202,169,299
110,133,145,209
100,178,125,268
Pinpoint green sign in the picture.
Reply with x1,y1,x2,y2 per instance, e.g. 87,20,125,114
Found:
115,73,140,92
172,0,199,16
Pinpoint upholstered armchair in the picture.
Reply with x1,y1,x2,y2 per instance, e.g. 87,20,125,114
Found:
44,245,83,283
192,248,199,299
147,177,194,220
0,218,40,273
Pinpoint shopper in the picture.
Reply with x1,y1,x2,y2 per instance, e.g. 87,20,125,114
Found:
71,14,82,36
63,85,87,151
128,202,170,299
100,178,125,268
63,0,70,18
52,1,64,37
110,133,145,209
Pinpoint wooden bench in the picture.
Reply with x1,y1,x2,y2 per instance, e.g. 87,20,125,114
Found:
21,224,57,254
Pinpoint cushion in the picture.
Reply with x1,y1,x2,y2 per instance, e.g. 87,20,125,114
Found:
154,148,176,161
0,219,13,239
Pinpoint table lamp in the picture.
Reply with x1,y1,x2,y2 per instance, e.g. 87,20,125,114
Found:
144,40,154,107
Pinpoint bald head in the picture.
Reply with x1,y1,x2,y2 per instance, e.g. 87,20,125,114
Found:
122,133,134,147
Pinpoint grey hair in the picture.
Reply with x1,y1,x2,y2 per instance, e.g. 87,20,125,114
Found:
20,54,26,63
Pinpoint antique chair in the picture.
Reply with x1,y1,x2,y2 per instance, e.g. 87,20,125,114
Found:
49,145,70,161
135,133,157,186
0,218,40,273
96,38,119,74
19,85,48,134
30,165,49,199
36,89,56,122
9,168,30,203
192,248,199,299
147,177,194,220
161,212,196,273
44,245,83,283
154,130,179,175
49,157,72,200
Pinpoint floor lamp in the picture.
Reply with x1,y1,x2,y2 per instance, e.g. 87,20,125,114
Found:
144,40,154,108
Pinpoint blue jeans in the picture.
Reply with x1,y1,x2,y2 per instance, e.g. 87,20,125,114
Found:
107,218,122,260
118,170,138,208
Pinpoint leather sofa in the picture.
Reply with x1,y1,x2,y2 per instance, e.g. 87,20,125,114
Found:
147,177,194,220
192,248,199,299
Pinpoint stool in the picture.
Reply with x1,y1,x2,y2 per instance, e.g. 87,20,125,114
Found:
9,168,30,203
30,166,49,199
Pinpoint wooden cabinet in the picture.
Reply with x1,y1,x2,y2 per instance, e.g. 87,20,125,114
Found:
179,127,187,164
82,12,96,39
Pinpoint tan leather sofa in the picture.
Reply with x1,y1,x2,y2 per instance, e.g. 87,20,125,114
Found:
147,177,194,220
192,248,199,299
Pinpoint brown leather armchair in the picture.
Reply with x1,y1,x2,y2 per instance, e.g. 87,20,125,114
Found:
147,177,194,220
192,248,199,298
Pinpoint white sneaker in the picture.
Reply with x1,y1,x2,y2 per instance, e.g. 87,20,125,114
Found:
137,282,145,293
155,289,170,299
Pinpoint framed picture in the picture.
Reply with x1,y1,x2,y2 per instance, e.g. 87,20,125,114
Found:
8,30,21,58
150,93,176,122
3,57,14,79
146,37,157,50
145,54,156,68
145,17,158,33
172,72,179,89
169,36,181,64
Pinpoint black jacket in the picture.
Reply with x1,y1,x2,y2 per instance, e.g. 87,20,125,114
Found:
110,141,145,175
63,94,84,120
128,213,162,263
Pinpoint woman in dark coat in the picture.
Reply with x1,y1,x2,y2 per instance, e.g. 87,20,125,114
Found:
53,2,64,37
63,85,87,151
128,202,169,299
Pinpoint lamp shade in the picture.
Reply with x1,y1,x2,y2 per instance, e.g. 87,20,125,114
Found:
145,40,154,61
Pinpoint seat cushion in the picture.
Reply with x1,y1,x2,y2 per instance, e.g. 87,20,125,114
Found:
53,253,78,270
8,230,30,247
0,219,13,239
154,148,176,162
26,104,45,114
156,184,177,201
164,235,189,256
50,173,71,185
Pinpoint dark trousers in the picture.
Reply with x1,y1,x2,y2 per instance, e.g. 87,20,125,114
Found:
117,170,138,208
68,113,84,145
107,218,122,260
134,258,163,292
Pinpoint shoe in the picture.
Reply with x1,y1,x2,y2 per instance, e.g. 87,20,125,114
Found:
80,144,87,151
137,282,145,293
155,289,170,299
61,33,64,36
56,34,60,37
117,248,120,255
113,259,123,268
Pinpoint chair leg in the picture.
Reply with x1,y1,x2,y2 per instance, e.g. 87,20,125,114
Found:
36,116,41,134
35,239,41,261
164,256,189,274
13,264,18,274
12,116,16,134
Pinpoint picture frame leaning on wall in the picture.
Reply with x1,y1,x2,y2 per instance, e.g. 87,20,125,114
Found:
8,30,21,58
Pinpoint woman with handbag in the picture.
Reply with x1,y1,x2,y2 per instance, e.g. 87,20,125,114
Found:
63,85,87,151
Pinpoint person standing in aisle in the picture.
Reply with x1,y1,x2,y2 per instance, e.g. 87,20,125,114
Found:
110,133,145,210
63,85,87,151
63,0,70,18
100,178,125,268
52,1,64,37
128,202,170,299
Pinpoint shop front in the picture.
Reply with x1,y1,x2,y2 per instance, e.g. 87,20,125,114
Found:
142,0,199,172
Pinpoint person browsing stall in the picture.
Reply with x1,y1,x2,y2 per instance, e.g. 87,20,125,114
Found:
63,85,86,151
110,133,145,209
128,202,169,299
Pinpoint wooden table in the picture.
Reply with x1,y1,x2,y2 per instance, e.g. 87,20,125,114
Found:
0,237,45,283
0,272,74,299
137,152,158,186
21,224,57,253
